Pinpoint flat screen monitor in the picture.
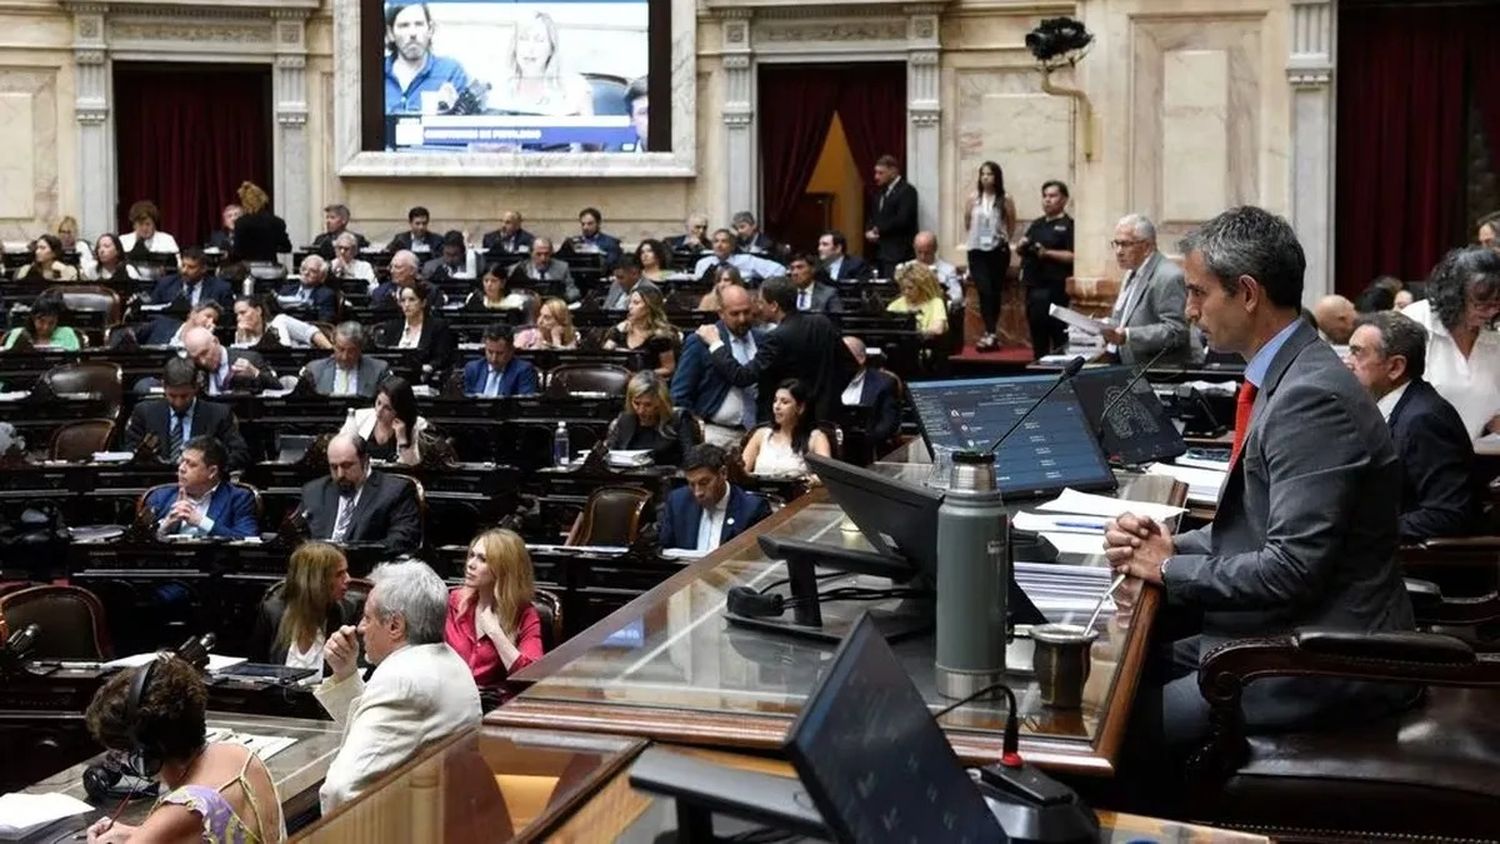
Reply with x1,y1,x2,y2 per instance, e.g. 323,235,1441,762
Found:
1069,366,1187,465
785,614,1005,844
907,375,1117,499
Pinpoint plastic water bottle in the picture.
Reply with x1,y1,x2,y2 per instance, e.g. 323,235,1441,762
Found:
553,422,569,467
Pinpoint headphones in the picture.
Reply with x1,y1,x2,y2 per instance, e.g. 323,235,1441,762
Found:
123,654,165,779
83,656,166,801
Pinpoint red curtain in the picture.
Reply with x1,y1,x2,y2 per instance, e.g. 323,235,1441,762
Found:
1469,5,1500,184
1335,6,1468,296
758,63,907,239
113,65,272,248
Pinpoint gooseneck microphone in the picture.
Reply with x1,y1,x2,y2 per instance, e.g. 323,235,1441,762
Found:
5,623,40,659
985,356,1086,455
1093,344,1172,440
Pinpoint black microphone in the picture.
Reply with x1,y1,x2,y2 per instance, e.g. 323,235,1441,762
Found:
5,623,39,659
985,356,1086,455
1092,344,1172,441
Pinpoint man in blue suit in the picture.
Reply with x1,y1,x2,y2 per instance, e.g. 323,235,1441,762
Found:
658,444,772,552
566,206,622,268
462,323,539,398
671,283,765,447
817,230,873,283
145,435,259,539
278,254,338,321
148,247,234,309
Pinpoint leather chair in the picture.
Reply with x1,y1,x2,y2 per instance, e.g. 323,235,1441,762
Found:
544,363,632,400
52,285,123,326
566,486,652,547
48,418,115,461
533,587,563,652
1187,629,1500,842
41,361,124,419
0,584,112,659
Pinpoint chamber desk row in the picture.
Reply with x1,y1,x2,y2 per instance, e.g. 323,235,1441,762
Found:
492,461,1185,777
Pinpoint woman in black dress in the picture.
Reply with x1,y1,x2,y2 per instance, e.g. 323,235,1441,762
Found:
603,282,679,378
605,370,698,466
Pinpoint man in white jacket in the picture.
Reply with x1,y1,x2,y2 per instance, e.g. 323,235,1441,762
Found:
315,559,481,813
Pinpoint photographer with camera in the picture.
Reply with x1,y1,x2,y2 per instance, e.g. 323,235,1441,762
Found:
1018,180,1076,358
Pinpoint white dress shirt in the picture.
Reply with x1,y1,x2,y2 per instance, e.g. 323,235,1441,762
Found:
333,259,376,285
398,322,422,348
157,484,218,538
330,485,364,543
332,365,359,397
1375,381,1410,423
842,370,866,406
207,351,233,395
692,252,785,282
708,330,758,429
696,491,730,552
1402,299,1500,439
119,231,181,254
286,633,326,674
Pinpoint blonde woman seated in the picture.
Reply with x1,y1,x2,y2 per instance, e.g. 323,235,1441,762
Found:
444,528,543,692
604,282,679,378
340,376,431,466
231,294,333,350
515,296,578,350
697,265,744,311
606,370,699,466
887,262,949,338
18,235,79,282
493,11,594,117
742,379,831,480
246,541,359,677
56,215,95,278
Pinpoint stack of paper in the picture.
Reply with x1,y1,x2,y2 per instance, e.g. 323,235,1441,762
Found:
1146,463,1227,505
105,653,247,673
1176,453,1231,472
1047,304,1107,336
1037,488,1186,522
607,449,654,468
0,792,94,839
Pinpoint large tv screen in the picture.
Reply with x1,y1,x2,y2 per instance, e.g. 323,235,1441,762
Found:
376,0,658,153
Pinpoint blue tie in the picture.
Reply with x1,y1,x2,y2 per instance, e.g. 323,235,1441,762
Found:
485,370,502,398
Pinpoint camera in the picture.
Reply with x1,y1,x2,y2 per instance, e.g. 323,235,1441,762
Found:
1018,240,1043,259
1025,17,1093,65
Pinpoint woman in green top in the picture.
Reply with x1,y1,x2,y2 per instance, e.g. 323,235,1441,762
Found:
4,291,81,350
887,262,950,338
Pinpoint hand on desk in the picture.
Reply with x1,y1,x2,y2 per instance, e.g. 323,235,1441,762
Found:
86,817,137,843
1104,512,1173,585
324,624,359,681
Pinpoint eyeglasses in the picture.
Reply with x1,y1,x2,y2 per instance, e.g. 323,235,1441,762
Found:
1110,239,1146,250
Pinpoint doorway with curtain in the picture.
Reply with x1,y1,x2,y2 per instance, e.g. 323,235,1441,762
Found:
113,63,273,249
758,63,906,255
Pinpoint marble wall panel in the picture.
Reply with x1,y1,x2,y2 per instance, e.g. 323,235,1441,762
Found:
0,93,37,220
1161,49,1229,222
0,69,58,241
953,69,1076,232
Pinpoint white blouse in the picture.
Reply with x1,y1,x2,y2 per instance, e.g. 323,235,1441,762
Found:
286,632,326,677
119,231,181,254
1401,299,1500,439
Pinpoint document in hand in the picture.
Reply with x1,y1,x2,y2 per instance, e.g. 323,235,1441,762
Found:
1048,304,1108,336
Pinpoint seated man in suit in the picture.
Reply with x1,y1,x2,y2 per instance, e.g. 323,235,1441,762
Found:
370,250,446,311
671,283,765,448
600,255,646,311
665,213,712,254
731,211,776,255
421,230,470,282
787,253,843,314
306,322,390,398
299,434,422,554
816,230,873,283
148,246,233,309
1346,312,1479,540
565,206,622,268
462,323,539,397
145,435,259,539
1106,206,1413,752
311,203,370,259
691,229,785,283
136,301,220,348
123,358,251,469
1100,214,1195,366
481,210,535,254
315,559,480,812
386,205,444,255
507,237,579,303
183,326,280,395
658,444,772,552
278,254,338,322
839,336,900,448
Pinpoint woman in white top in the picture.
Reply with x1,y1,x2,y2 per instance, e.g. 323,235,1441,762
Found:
742,379,832,481
119,199,181,254
964,160,1017,352
16,234,79,282
1400,247,1500,439
85,233,139,282
245,541,356,677
494,11,594,117
329,232,375,288
56,215,94,278
231,294,333,350
340,375,431,466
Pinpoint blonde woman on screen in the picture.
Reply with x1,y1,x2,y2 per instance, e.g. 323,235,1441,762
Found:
494,11,594,116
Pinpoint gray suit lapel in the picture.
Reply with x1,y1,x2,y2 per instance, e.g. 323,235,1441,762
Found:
1119,253,1158,326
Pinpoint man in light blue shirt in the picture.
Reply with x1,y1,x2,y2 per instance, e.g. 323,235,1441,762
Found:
385,3,470,115
693,229,784,283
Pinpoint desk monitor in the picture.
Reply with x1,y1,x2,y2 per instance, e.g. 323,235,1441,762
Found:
907,375,1117,500
1069,365,1187,465
785,613,1006,844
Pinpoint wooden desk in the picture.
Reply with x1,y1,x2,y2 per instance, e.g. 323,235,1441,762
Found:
18,713,343,842
490,462,1184,777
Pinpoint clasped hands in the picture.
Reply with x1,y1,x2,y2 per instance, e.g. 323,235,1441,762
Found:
1103,513,1175,585
165,498,202,528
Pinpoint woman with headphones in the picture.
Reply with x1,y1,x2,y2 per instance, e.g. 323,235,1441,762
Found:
83,655,285,843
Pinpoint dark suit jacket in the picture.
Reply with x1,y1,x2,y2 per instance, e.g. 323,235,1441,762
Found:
376,317,455,372
867,178,918,266
123,397,251,470
231,211,293,263
305,355,390,398
310,230,370,260
481,228,535,253
462,357,539,397
606,409,699,467
208,229,234,252
848,368,900,446
506,259,579,302
706,311,859,424
824,254,873,283
136,316,184,347
564,232,622,267
387,231,445,255
149,274,234,309
796,282,844,314
1387,378,1479,540
666,234,711,254
1168,316,1414,730
299,471,422,554
658,485,771,551
245,591,365,669
368,281,447,312
145,482,259,539
277,282,338,322
738,232,777,255
670,323,767,420
207,349,280,394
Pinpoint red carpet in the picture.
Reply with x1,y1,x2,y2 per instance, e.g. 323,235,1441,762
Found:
950,343,1035,364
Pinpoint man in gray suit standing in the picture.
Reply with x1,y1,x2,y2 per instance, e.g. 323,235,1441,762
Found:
1105,206,1413,749
1101,214,1196,365
305,322,390,398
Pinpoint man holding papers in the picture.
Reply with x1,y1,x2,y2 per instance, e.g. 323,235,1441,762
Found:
1100,214,1195,365
1103,206,1414,751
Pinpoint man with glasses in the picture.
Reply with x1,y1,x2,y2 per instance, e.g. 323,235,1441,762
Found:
1101,213,1194,365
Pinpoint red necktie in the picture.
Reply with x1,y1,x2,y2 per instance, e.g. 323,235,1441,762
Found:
1230,381,1258,466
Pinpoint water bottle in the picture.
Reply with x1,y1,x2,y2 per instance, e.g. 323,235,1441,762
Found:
553,422,570,467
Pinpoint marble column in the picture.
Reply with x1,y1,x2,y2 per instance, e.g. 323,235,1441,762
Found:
67,3,114,237
721,11,755,227
1288,0,1336,304
273,11,312,247
906,6,942,237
